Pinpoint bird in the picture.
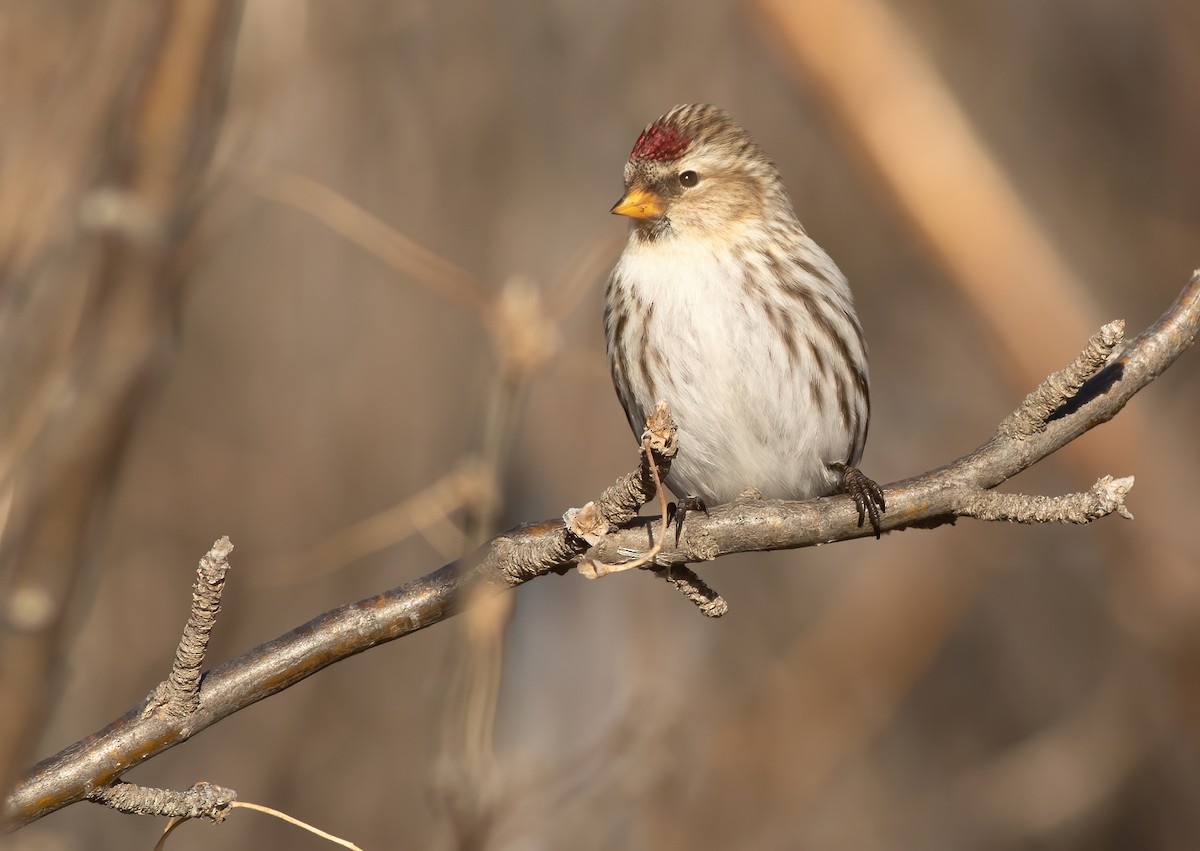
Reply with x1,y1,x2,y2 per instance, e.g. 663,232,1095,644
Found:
604,103,885,536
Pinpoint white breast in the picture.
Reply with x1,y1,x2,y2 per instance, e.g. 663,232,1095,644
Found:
608,231,865,505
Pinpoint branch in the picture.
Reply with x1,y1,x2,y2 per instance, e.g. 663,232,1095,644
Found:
154,538,233,719
7,272,1198,829
88,780,235,823
0,0,244,809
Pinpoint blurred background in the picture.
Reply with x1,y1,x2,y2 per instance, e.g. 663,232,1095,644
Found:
3,0,1200,848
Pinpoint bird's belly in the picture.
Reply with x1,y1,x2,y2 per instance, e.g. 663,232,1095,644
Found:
643,292,849,505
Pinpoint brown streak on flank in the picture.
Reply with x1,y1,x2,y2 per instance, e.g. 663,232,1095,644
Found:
807,336,830,378
610,289,636,423
808,376,823,409
792,252,833,290
822,292,869,362
637,301,657,401
778,313,801,368
848,409,864,466
647,337,666,376
614,352,638,433
853,363,870,416
779,275,821,318
741,259,767,303
610,293,629,355
835,371,853,436
765,251,789,291
760,297,800,368
810,302,855,383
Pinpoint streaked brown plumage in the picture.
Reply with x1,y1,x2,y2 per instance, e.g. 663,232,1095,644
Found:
605,104,885,533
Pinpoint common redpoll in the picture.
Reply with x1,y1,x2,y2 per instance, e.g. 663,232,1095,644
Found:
605,104,885,534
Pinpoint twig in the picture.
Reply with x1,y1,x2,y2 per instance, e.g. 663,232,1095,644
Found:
6,272,1199,830
958,475,1135,524
83,540,238,824
248,169,490,315
153,538,233,719
1000,321,1125,438
568,403,724,613
585,430,671,575
230,801,364,850
254,467,485,585
88,780,235,823
139,794,365,851
577,423,730,616
0,0,244,803
649,565,729,618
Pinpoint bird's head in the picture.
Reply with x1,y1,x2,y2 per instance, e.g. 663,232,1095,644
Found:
611,104,794,242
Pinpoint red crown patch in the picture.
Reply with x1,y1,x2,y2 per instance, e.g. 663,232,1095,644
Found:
630,122,691,162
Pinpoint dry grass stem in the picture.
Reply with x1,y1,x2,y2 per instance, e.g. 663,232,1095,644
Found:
254,469,484,586
248,169,490,314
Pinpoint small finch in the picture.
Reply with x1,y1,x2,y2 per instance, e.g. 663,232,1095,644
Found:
604,104,885,534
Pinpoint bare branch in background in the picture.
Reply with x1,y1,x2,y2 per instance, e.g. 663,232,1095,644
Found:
6,271,1196,831
752,0,1199,647
248,169,491,315
0,0,244,806
753,0,1103,381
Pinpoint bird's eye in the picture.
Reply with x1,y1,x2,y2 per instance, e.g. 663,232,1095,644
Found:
678,170,699,188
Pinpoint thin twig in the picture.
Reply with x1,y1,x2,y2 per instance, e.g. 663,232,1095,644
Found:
1000,321,1126,438
649,565,729,618
231,801,365,850
248,169,490,315
155,537,233,719
253,468,484,586
88,780,235,822
958,475,1135,524
0,0,244,800
587,431,670,575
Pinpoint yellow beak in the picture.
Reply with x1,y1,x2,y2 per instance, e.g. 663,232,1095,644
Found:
610,186,662,220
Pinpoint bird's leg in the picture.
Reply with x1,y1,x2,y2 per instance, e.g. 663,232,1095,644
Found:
666,496,709,545
831,462,886,539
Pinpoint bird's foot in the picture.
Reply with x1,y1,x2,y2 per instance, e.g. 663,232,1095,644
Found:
832,463,886,539
666,495,708,545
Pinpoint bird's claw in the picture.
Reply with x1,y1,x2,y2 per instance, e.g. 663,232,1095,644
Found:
666,495,708,545
835,464,886,539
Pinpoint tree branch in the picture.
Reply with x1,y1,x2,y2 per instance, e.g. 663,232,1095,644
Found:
0,0,244,815
87,780,235,823
154,537,234,720
6,271,1198,830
